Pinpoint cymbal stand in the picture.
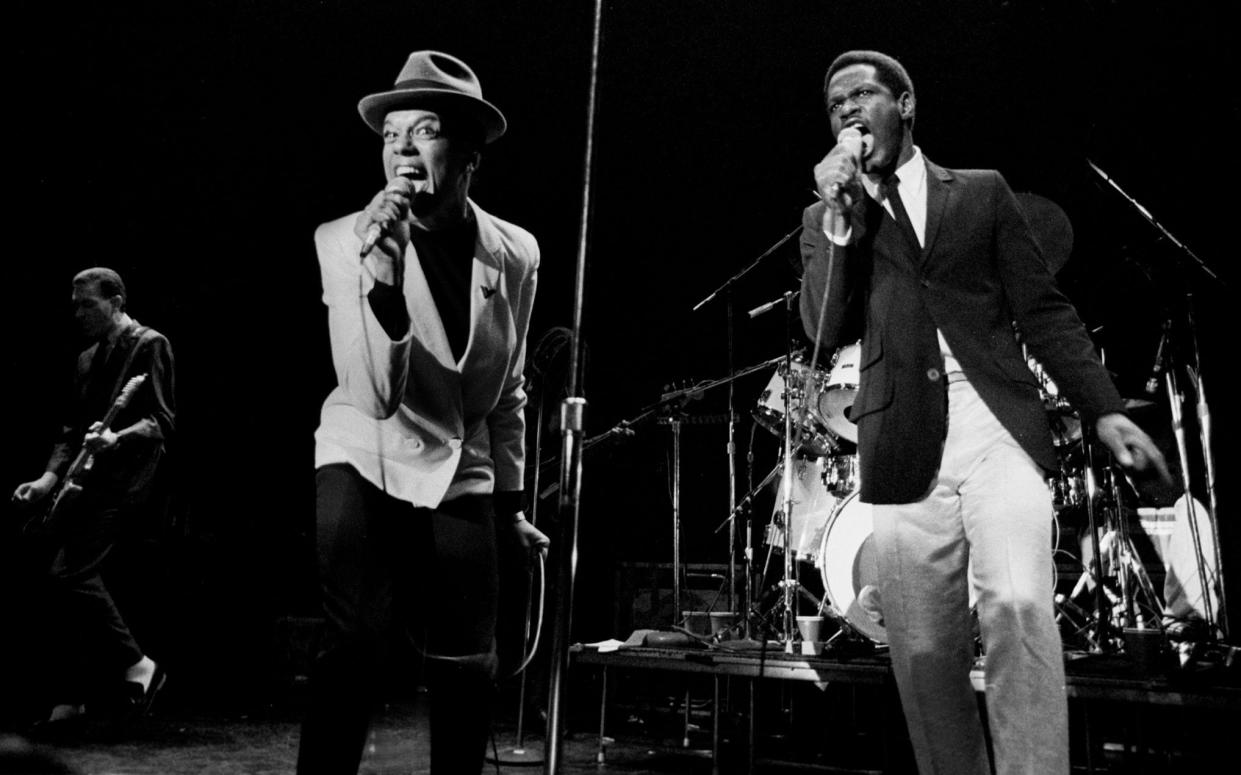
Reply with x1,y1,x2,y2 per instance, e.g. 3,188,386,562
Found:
1079,425,1113,650
1164,353,1222,639
1100,466,1164,630
744,421,758,639
726,290,738,617
1181,291,1227,639
1089,157,1229,638
780,291,798,653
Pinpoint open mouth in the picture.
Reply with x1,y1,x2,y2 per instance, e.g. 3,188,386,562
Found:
394,165,427,181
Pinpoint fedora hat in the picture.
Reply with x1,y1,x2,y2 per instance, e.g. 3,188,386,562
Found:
358,51,506,143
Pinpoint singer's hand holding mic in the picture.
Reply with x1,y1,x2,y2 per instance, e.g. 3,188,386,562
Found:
355,176,416,283
815,126,869,214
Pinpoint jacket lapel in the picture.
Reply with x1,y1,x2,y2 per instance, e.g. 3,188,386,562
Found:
464,201,503,368
920,162,953,267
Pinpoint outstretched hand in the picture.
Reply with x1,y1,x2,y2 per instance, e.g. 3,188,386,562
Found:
1095,412,1172,486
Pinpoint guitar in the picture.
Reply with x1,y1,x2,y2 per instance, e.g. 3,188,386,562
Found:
20,373,148,537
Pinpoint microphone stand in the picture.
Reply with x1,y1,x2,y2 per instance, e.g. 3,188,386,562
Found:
1088,158,1230,640
544,0,603,770
492,374,550,767
692,223,803,634
1087,160,1222,286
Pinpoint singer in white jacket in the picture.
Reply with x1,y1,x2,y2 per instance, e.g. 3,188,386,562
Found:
298,51,547,775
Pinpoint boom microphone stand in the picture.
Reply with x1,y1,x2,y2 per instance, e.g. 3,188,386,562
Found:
1088,159,1230,640
693,223,803,629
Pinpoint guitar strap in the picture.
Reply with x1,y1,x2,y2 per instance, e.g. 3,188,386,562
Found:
105,324,157,407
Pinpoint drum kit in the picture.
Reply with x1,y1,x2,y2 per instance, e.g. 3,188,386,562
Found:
586,174,1229,662
739,335,1190,655
742,340,889,649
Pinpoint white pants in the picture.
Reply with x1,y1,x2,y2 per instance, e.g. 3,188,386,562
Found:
873,379,1068,775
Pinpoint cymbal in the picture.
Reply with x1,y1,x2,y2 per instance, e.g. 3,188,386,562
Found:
1015,192,1074,275
1124,397,1156,411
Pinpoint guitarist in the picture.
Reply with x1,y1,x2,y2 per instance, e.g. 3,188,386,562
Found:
11,267,175,732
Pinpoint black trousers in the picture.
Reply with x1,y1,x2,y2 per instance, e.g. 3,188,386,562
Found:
45,498,145,705
297,464,501,775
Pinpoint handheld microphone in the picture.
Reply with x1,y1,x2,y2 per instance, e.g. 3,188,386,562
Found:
359,177,416,258
826,126,872,204
359,224,384,258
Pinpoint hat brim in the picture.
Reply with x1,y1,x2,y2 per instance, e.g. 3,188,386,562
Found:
358,88,507,144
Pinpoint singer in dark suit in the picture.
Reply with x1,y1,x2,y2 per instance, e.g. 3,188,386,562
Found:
800,50,1168,774
297,51,548,775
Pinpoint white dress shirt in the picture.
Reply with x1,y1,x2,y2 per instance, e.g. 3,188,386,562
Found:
828,146,961,373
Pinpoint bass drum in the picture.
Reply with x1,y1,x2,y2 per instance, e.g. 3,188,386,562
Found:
818,492,982,647
816,491,886,643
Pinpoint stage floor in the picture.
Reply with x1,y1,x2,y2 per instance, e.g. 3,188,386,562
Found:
5,701,807,775
5,642,1238,774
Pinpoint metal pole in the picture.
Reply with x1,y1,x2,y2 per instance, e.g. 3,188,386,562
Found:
1081,430,1111,650
544,397,586,774
543,0,604,770
727,291,738,616
672,418,683,625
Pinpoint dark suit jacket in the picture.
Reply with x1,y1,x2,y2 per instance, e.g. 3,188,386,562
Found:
48,320,176,506
799,159,1125,505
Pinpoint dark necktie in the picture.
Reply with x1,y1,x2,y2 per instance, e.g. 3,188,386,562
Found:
882,174,920,253
89,339,113,376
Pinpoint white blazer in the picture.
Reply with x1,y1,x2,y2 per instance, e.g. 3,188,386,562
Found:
313,200,539,507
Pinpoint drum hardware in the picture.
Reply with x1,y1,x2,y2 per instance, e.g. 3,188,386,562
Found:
1061,431,1168,650
752,353,836,457
1089,158,1227,643
542,354,787,634
731,333,868,649
822,452,859,497
694,222,804,649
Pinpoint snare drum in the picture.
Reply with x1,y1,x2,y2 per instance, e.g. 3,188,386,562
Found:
753,355,834,456
814,342,861,445
765,456,837,564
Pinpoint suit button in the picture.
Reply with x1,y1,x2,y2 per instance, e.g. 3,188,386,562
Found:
921,278,930,288
926,367,941,381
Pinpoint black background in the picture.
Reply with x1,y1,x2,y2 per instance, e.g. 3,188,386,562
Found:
4,0,1238,705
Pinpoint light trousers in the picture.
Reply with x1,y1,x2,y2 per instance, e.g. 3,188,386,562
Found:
873,379,1068,775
